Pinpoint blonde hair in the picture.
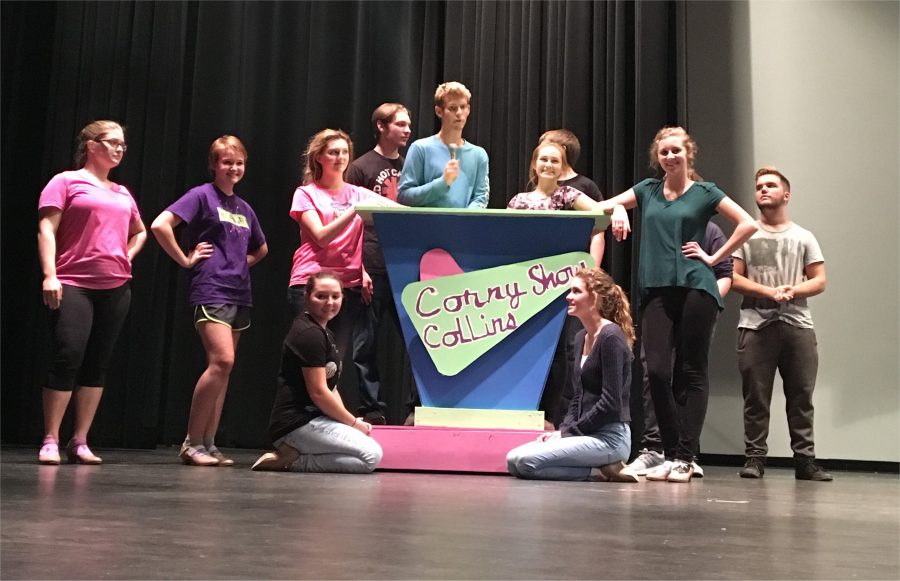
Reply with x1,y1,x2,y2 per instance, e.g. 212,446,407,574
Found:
301,129,354,185
575,267,635,349
649,126,703,181
434,81,472,108
74,120,124,168
208,135,248,173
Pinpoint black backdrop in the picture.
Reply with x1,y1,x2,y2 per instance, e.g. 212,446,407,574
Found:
1,1,685,449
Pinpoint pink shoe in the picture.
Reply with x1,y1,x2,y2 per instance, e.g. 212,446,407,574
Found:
66,439,102,465
207,446,234,467
179,444,219,467
38,440,60,465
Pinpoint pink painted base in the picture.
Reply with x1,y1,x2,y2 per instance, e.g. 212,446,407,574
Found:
370,425,544,473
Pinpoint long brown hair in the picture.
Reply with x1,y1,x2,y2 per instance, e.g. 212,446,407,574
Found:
575,267,635,349
301,129,354,185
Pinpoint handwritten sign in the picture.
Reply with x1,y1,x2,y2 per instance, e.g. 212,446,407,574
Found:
400,251,592,376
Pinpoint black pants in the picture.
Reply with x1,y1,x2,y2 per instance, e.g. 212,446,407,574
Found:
351,273,419,416
641,287,718,462
47,283,132,390
737,323,818,458
637,318,720,454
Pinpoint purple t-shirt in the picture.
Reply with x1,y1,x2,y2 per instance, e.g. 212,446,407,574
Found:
167,182,266,306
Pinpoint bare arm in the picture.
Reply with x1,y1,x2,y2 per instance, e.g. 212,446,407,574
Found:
708,197,757,265
683,197,758,267
589,232,605,267
731,258,790,301
597,189,638,213
303,367,372,435
717,276,732,299
789,262,826,299
298,208,358,248
126,218,147,262
570,194,605,265
37,208,63,309
247,243,268,267
150,210,212,268
597,189,637,241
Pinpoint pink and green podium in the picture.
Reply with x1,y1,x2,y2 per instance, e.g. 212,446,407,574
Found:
356,205,608,472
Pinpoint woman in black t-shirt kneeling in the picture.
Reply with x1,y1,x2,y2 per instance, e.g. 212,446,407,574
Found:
252,271,383,473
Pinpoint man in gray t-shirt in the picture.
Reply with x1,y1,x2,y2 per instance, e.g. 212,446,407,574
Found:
732,167,832,481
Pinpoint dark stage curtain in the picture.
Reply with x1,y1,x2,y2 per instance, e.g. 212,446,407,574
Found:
1,0,684,449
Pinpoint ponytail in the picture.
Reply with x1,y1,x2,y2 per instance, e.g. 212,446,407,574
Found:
607,284,635,350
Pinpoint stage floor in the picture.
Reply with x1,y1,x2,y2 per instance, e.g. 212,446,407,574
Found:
1,446,897,580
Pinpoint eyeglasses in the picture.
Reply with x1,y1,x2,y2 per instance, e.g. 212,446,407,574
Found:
95,138,128,152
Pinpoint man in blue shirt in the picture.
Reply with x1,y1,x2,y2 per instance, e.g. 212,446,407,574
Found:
398,81,489,208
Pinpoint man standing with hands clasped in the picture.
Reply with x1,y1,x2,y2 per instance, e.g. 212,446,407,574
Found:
345,103,418,425
398,81,489,209
732,167,832,481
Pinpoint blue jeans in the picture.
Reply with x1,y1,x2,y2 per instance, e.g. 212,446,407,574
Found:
506,422,631,481
274,416,383,473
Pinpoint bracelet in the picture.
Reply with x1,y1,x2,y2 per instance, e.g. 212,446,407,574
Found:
351,418,358,427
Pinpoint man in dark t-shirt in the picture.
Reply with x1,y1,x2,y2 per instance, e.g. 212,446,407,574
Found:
345,103,419,425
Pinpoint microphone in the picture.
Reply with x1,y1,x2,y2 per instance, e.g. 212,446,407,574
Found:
449,143,458,161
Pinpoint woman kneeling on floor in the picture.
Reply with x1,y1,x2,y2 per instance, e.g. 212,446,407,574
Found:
252,271,383,473
507,267,637,482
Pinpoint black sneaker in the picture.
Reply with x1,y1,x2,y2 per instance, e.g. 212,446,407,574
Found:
740,456,765,478
363,410,387,425
795,457,833,481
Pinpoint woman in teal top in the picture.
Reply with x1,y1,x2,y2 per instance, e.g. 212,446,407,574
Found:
599,126,757,482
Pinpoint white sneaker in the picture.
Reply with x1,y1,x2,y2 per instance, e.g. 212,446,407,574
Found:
626,449,665,476
692,461,704,478
667,459,694,483
645,460,673,481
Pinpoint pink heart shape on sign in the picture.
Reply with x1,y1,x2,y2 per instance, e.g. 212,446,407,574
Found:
419,248,465,281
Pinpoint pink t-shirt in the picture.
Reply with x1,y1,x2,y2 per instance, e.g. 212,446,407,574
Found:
289,182,376,288
38,170,142,289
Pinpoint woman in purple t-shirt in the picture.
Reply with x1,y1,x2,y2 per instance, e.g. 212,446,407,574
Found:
37,120,147,465
287,129,398,382
151,136,268,467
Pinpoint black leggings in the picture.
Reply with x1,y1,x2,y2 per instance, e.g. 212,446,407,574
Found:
47,283,132,391
641,287,718,462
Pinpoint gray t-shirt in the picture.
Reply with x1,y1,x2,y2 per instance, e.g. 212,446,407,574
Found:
733,222,824,330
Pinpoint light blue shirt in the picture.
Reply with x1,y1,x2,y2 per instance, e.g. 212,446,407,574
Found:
398,135,489,208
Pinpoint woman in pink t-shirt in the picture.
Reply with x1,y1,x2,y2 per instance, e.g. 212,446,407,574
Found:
36,120,147,465
287,129,398,398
